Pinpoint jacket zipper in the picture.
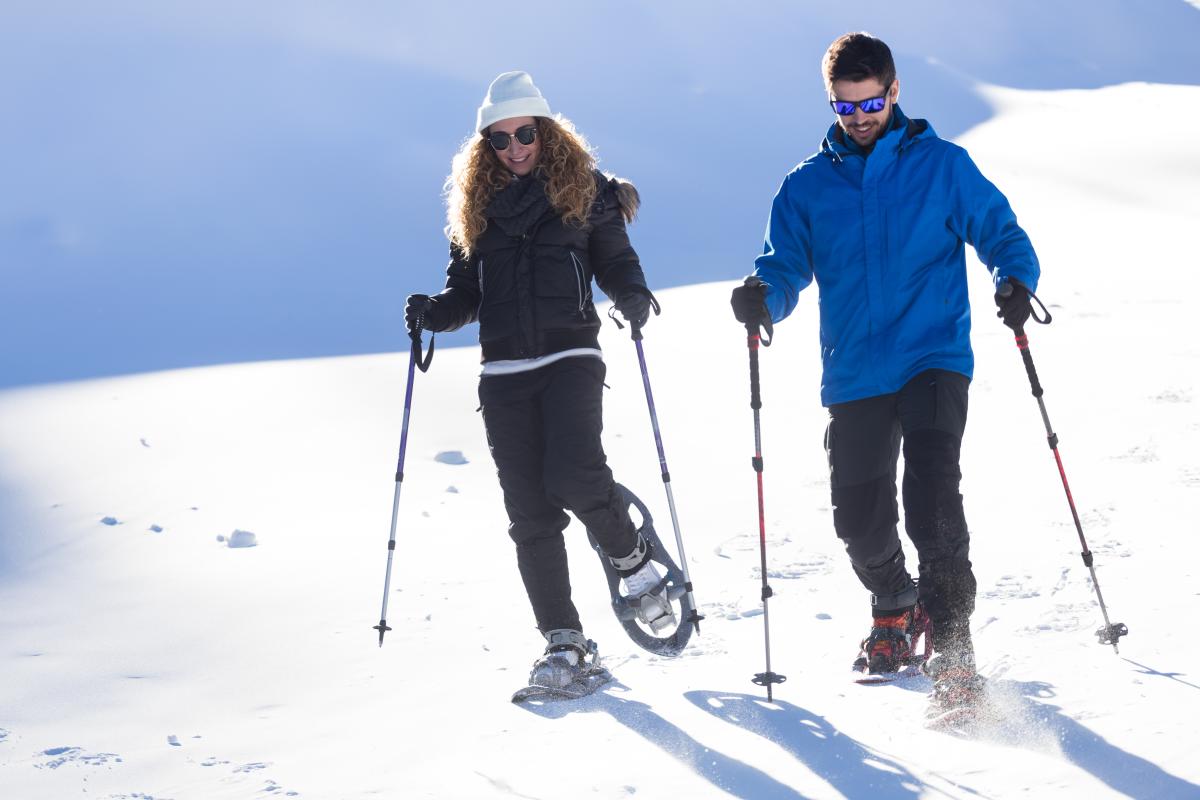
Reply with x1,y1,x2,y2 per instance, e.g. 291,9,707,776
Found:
477,258,484,298
570,251,588,315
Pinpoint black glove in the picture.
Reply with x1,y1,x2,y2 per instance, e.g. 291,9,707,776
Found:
615,287,652,329
731,276,770,327
994,278,1031,330
405,293,449,335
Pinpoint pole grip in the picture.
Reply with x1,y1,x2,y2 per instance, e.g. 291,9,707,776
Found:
747,332,762,410
1013,327,1044,398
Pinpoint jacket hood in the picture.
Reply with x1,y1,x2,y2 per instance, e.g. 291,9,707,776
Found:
600,171,639,223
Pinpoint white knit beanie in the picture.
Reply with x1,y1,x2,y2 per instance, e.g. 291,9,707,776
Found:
475,71,552,134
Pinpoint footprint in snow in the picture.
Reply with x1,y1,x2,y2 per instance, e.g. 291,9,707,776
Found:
983,574,1041,601
768,554,834,580
1111,445,1158,463
1152,389,1192,404
1022,600,1095,635
262,779,300,795
435,450,469,465
37,746,122,769
101,517,120,526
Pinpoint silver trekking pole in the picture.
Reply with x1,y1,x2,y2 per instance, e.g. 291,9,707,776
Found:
374,328,434,647
745,317,786,700
629,320,704,634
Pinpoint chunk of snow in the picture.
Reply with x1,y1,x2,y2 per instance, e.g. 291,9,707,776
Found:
434,450,468,465
226,530,258,548
100,517,119,526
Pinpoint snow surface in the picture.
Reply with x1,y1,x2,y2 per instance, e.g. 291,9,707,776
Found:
2,82,1200,799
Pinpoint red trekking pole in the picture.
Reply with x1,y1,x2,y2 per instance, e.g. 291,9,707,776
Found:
999,282,1128,653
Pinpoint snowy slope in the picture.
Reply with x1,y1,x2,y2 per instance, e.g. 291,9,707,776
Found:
1,82,1199,798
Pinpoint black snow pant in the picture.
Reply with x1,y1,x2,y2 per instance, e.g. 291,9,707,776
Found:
478,357,639,636
825,369,976,660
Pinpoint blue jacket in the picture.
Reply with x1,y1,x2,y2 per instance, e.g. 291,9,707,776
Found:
753,107,1039,406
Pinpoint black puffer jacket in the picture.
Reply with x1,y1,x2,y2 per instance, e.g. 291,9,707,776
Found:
434,170,647,362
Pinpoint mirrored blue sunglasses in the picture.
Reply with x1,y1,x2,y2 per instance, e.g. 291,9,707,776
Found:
829,95,888,116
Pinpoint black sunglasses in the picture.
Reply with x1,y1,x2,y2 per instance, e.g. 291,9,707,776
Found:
486,124,538,151
829,95,888,116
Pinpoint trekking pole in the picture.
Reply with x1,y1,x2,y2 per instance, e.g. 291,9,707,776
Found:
627,314,705,634
998,283,1127,654
374,327,435,647
745,316,786,700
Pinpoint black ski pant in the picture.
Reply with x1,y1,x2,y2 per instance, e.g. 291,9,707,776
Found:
478,357,638,637
825,369,976,659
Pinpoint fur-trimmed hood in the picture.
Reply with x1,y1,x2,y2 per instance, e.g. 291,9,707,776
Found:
600,171,640,223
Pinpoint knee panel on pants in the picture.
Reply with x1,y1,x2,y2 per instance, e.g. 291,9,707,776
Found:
902,428,968,558
833,475,899,564
902,428,962,486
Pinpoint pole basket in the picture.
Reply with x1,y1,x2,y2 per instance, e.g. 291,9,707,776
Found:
752,671,787,688
1096,622,1129,647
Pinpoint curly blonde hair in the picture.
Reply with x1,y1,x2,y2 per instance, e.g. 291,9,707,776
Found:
445,117,599,256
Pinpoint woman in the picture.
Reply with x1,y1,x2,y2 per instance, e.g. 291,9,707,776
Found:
405,71,668,689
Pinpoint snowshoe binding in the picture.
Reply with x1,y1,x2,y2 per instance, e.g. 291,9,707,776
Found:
587,484,699,657
512,629,612,703
852,604,931,684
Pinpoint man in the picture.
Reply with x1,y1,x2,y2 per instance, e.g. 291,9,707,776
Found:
731,32,1039,714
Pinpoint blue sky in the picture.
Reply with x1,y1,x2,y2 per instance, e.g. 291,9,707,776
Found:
3,0,1198,387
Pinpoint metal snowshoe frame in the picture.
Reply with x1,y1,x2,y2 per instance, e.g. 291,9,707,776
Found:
512,637,613,703
587,484,697,657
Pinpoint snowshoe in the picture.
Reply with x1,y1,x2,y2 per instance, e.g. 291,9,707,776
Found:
586,484,699,657
512,629,612,703
923,654,987,730
852,604,931,684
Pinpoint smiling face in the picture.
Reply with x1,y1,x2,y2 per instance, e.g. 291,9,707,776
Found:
487,116,541,176
830,77,898,150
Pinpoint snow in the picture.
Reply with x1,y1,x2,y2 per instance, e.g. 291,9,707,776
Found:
2,62,1200,800
225,530,258,549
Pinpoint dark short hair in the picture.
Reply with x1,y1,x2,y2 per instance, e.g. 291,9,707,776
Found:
822,32,896,92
